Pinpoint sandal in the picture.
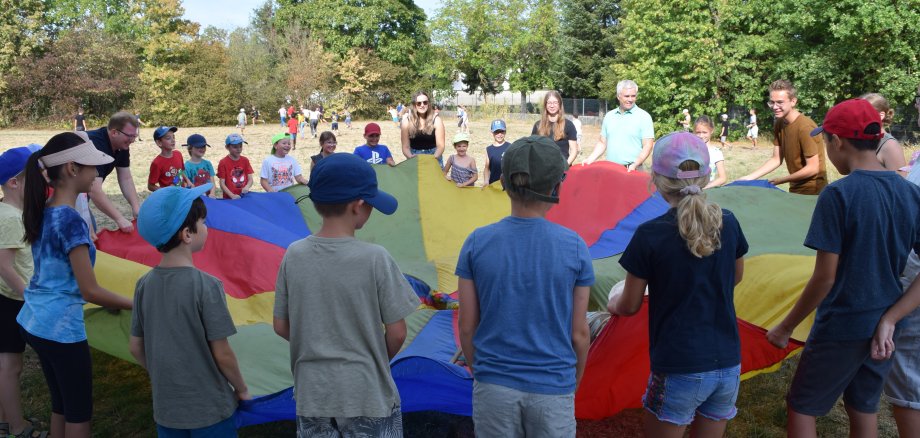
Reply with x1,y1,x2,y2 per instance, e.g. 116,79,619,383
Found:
8,419,47,438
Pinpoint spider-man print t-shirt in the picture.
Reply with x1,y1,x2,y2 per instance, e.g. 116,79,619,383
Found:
217,156,254,198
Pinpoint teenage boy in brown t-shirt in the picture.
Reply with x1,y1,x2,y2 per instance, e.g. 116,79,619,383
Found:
738,80,827,195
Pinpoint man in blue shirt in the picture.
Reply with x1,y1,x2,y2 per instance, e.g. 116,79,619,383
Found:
584,79,655,171
86,111,141,232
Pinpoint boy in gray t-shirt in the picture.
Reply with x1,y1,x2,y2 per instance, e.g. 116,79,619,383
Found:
130,183,249,436
274,153,418,437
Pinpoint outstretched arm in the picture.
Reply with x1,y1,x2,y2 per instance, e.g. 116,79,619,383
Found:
767,250,837,348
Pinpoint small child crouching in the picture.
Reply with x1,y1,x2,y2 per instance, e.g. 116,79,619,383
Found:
131,184,249,436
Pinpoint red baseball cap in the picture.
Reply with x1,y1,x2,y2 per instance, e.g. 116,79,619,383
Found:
364,123,381,136
810,98,883,140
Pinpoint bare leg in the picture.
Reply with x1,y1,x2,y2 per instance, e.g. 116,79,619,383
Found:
65,420,91,438
689,415,728,438
0,353,27,434
787,407,818,438
643,410,687,438
50,412,65,438
893,406,920,438
845,404,878,438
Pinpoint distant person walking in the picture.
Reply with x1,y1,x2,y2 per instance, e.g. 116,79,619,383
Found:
237,108,247,135
73,108,86,131
746,109,759,148
584,79,655,171
680,109,691,131
279,106,286,127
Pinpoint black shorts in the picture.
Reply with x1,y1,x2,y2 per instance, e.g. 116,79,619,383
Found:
0,294,25,353
22,329,93,423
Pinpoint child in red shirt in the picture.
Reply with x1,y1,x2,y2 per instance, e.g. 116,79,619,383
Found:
287,117,299,150
217,134,254,199
148,126,189,191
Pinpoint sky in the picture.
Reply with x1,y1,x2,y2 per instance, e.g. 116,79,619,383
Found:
182,0,443,31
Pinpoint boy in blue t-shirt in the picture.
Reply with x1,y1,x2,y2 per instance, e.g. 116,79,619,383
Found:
767,98,920,437
456,136,594,437
183,134,217,198
353,123,396,166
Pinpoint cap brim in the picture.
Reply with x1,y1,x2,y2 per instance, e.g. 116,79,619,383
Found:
810,126,825,137
364,189,398,215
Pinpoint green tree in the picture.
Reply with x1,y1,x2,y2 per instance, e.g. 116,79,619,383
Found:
555,0,619,97
181,35,238,126
0,0,47,123
274,0,429,68
430,0,517,94
601,0,725,134
508,0,559,109
227,26,285,118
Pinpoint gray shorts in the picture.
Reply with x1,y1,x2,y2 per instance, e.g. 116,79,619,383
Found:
296,404,402,438
787,338,893,416
472,380,575,438
885,306,920,409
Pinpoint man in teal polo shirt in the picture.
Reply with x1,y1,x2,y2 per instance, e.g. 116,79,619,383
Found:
584,80,655,171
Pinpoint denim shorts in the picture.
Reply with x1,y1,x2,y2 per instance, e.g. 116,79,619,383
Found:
643,364,741,426
411,148,443,167
156,415,236,437
296,404,402,438
787,338,893,416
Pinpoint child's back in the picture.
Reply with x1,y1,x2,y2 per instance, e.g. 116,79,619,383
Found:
806,170,920,340
275,236,417,417
132,266,237,428
457,215,592,391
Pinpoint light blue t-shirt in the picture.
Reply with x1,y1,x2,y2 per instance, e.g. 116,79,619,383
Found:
600,105,655,165
184,159,215,187
804,170,920,341
455,216,594,395
354,144,393,165
17,206,95,343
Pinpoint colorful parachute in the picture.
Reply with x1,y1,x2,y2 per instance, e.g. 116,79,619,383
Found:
89,156,813,426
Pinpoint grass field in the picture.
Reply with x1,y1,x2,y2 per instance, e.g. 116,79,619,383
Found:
0,116,911,437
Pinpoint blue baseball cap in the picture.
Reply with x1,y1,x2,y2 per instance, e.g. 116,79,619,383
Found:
183,134,209,148
138,184,212,248
490,119,507,133
225,133,247,145
308,153,397,215
0,147,35,185
153,126,177,140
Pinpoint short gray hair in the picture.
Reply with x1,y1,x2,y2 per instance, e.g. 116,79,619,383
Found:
616,80,638,95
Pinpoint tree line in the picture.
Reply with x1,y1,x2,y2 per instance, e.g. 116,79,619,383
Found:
1,0,918,132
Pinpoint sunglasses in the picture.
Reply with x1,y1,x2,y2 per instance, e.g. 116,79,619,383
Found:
415,101,429,106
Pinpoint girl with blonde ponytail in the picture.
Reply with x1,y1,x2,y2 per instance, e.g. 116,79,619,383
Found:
607,132,749,438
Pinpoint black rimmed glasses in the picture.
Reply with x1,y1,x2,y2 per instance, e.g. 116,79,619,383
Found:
116,128,138,139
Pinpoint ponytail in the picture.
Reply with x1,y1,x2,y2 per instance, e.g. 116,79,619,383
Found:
652,162,723,258
22,132,87,244
22,153,50,244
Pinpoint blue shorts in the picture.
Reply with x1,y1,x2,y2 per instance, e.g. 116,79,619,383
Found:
643,364,741,426
156,415,236,437
787,338,893,416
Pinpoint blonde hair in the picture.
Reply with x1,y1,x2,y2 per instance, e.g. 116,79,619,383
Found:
651,161,723,258
406,90,435,138
536,90,566,141
860,93,894,127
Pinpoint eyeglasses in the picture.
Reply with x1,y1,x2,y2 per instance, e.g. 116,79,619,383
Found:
766,101,786,108
116,128,138,139
415,101,429,106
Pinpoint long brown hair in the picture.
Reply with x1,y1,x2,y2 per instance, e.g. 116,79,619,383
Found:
537,90,566,141
406,90,435,138
23,132,86,243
